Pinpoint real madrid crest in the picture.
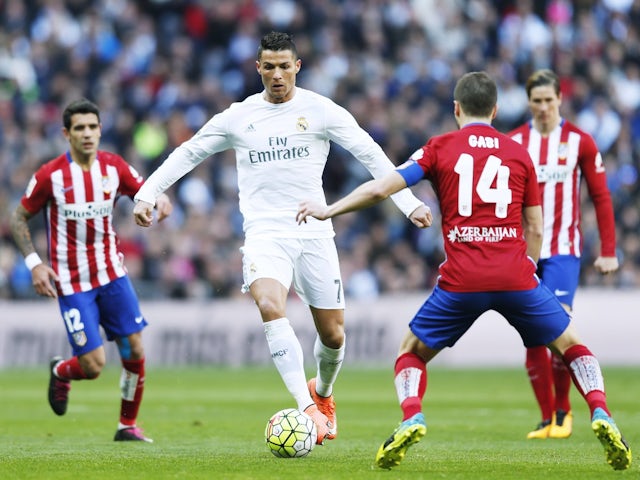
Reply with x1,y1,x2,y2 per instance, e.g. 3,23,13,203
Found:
296,117,309,132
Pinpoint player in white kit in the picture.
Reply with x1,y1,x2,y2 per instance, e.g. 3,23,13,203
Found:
133,31,431,445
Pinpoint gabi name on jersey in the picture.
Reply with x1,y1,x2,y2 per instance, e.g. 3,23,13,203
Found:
468,134,500,148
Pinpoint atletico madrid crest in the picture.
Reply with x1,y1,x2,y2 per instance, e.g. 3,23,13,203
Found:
102,176,112,195
72,331,87,347
557,142,568,161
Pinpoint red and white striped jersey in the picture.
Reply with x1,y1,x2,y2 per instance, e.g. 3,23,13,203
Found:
508,119,616,259
21,151,144,296
402,123,541,292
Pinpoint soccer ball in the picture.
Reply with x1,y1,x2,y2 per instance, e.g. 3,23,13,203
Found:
265,408,317,458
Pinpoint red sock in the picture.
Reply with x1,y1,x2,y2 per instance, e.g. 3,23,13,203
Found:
562,345,608,417
55,356,89,380
525,346,553,421
551,353,571,412
394,353,426,421
119,358,145,426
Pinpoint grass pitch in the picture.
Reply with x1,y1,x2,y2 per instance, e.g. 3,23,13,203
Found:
0,365,637,479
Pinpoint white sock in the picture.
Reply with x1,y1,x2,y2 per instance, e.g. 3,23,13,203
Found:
568,354,605,394
313,335,345,397
264,318,313,411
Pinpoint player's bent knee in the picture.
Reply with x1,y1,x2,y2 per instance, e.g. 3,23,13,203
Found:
81,361,104,379
79,348,106,377
117,335,145,360
320,331,344,349
256,300,286,319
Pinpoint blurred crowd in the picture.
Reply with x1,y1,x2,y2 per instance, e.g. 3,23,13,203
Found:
0,0,639,301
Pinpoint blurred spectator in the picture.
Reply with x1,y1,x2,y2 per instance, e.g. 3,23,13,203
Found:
577,95,622,153
0,0,638,300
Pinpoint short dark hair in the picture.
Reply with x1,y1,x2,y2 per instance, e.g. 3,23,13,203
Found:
257,31,297,60
62,98,100,129
453,72,497,117
525,69,560,98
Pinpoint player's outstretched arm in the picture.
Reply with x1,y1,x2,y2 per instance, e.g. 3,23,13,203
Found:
297,171,407,224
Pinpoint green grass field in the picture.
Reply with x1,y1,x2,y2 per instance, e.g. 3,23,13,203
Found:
0,365,637,479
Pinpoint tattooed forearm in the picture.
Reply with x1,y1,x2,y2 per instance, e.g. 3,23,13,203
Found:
10,205,36,256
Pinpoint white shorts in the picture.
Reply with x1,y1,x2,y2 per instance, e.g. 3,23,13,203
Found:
240,237,345,309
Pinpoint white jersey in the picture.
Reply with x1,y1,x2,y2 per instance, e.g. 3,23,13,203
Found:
135,87,423,238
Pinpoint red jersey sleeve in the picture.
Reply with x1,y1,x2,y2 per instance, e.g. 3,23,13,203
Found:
523,153,541,208
577,134,617,257
104,152,144,198
21,164,54,215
